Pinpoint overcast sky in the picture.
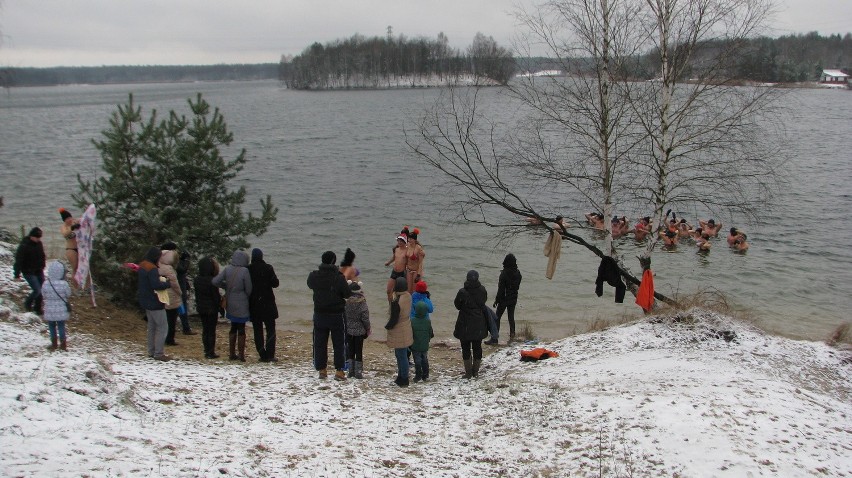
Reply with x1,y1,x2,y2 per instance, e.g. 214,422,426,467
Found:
1,0,849,68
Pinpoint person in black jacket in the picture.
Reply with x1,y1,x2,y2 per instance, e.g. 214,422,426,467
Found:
13,227,46,314
453,270,489,379
193,256,222,359
137,247,173,362
307,251,352,380
249,248,280,362
490,253,522,344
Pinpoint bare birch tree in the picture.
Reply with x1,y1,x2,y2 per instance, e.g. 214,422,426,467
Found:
407,0,785,304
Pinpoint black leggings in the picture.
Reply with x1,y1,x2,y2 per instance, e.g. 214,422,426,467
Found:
496,303,516,336
346,334,365,361
460,340,483,361
230,322,246,335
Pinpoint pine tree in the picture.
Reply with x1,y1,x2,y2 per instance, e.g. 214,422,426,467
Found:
75,93,277,302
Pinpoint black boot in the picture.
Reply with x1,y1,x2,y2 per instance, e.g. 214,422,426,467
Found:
463,359,473,379
472,359,482,378
228,331,238,360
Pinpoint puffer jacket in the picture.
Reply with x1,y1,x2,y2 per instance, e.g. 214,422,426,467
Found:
42,261,71,322
158,249,183,310
409,291,434,319
386,291,413,349
193,256,221,316
453,279,489,341
345,291,371,336
410,301,433,352
212,250,253,321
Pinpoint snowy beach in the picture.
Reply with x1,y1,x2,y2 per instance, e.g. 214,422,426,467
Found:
0,241,850,477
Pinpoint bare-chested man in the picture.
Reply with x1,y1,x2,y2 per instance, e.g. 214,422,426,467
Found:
384,235,408,302
699,219,723,237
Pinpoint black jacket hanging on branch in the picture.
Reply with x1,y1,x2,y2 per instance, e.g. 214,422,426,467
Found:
595,256,626,303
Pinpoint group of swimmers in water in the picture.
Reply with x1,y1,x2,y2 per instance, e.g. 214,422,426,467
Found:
584,211,749,252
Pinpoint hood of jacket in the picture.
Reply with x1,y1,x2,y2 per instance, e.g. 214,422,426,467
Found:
159,249,177,267
230,250,250,267
47,260,66,281
198,256,217,277
143,247,162,264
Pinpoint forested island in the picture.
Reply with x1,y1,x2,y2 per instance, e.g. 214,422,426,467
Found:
0,31,848,88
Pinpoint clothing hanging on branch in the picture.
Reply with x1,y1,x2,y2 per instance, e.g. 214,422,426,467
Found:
543,231,562,280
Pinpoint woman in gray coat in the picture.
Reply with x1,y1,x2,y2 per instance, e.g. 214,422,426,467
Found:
212,250,253,361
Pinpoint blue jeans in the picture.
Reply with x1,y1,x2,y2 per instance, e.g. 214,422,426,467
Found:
48,321,66,341
394,347,410,380
412,350,429,379
23,273,44,311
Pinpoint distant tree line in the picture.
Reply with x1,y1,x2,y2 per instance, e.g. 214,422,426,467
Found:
0,64,279,87
734,32,852,83
279,32,515,89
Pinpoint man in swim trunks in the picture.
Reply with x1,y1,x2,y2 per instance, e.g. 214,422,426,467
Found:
385,234,408,302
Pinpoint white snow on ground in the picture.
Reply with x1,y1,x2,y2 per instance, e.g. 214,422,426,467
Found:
0,241,850,477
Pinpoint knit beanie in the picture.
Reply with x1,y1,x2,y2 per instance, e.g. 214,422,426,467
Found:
394,276,408,292
415,280,428,293
59,208,72,221
321,251,336,265
466,270,479,282
252,248,263,261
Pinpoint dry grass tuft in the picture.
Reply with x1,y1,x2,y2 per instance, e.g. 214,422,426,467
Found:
826,322,851,346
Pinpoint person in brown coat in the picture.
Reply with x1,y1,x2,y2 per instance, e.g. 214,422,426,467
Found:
385,276,413,387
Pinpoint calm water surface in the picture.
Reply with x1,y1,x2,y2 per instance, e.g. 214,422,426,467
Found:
1,81,850,341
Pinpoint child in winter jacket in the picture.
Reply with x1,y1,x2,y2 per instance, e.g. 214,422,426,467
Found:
345,280,371,378
409,280,434,319
42,261,72,351
411,300,434,382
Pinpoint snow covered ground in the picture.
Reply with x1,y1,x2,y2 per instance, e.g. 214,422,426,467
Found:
0,242,850,477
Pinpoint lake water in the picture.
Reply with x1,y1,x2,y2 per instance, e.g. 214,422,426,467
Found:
1,80,850,342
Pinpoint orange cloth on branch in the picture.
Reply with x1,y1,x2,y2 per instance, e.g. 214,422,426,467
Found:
635,269,655,313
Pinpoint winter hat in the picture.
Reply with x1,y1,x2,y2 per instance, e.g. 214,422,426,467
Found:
408,227,420,240
59,208,72,221
348,280,363,293
502,253,517,268
466,270,479,282
415,280,428,293
161,241,177,251
394,276,408,292
396,235,408,244
27,227,43,238
252,248,263,261
321,250,337,265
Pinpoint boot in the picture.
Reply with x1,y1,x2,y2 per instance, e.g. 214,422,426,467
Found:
354,361,364,379
335,369,347,381
59,339,67,351
237,334,246,362
472,359,481,378
463,359,473,379
394,375,409,387
413,364,423,383
228,331,238,360
47,337,58,351
318,368,328,379
346,360,355,378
